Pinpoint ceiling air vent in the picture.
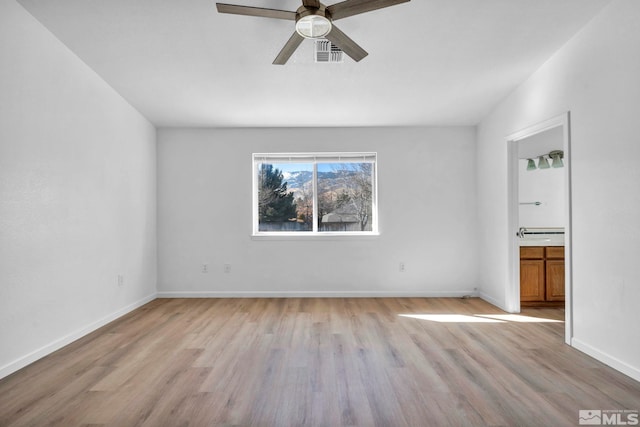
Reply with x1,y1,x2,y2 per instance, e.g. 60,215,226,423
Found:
315,39,343,63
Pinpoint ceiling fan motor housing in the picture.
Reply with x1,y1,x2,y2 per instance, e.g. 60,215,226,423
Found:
295,5,332,39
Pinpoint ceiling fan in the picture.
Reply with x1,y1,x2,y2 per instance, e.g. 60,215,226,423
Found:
216,0,411,64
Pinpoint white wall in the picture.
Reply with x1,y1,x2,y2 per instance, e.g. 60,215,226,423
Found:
477,0,640,381
518,159,565,228
158,127,478,297
0,0,157,378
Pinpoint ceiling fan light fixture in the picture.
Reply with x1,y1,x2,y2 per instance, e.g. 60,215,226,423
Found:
296,14,332,38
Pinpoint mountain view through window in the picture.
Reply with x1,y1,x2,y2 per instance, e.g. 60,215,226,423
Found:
254,154,377,235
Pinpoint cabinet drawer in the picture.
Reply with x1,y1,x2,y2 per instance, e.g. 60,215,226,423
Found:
520,246,544,259
546,246,565,259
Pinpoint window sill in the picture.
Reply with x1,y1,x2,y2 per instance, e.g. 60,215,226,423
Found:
251,232,380,241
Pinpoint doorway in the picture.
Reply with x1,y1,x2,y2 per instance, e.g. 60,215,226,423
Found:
506,113,573,345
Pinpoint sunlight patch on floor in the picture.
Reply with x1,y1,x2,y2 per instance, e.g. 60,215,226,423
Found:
399,313,564,323
398,314,505,323
475,314,564,323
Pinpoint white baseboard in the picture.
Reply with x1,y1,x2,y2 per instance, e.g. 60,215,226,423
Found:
572,338,640,383
478,291,507,311
157,290,480,298
0,293,157,380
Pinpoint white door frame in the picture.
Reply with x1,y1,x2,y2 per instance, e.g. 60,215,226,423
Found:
506,112,573,345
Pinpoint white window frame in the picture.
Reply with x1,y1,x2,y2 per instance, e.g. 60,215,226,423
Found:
252,152,378,237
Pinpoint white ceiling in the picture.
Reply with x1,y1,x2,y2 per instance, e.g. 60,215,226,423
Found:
17,0,611,127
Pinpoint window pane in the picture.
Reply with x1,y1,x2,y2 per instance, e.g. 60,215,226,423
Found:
317,162,374,232
257,162,313,232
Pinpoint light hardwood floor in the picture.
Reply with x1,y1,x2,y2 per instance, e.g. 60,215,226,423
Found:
1,298,639,426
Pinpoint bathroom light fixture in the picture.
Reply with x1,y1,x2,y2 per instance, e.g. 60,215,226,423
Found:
525,149,564,171
550,150,564,168
538,155,550,169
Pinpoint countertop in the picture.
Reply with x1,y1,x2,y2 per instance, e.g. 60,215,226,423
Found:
518,227,564,247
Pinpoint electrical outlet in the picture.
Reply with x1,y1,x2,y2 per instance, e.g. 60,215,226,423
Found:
202,263,208,273
224,263,231,274
399,262,405,273
117,275,124,287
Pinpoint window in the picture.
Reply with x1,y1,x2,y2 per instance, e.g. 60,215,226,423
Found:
253,153,378,236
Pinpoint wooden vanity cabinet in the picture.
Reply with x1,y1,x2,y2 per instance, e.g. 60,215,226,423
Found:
520,246,565,306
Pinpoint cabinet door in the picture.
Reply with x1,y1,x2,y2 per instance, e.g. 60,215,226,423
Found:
546,260,565,301
520,260,545,301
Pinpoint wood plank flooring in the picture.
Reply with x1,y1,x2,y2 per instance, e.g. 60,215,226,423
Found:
1,298,639,426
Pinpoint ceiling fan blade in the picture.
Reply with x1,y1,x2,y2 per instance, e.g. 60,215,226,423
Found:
325,24,368,62
302,0,321,8
273,32,305,65
327,0,410,21
216,3,296,20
